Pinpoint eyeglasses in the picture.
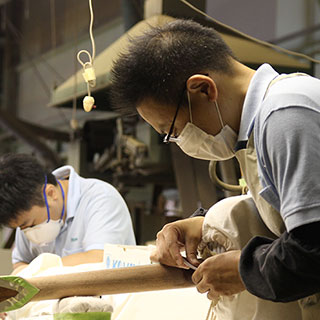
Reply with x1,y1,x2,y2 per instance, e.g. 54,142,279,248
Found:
163,88,186,144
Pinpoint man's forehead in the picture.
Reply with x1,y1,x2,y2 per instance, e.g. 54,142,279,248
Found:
8,207,37,228
8,214,26,228
137,98,175,119
137,101,173,133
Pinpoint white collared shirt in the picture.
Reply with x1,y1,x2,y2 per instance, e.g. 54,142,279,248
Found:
12,166,136,264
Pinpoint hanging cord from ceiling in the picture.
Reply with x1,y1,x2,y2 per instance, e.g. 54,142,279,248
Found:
76,0,97,112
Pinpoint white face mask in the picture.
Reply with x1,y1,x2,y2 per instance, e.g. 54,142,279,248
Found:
175,93,237,161
23,177,65,246
176,122,237,161
23,219,64,246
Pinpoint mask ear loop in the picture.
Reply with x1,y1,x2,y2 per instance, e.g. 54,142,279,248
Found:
43,175,51,223
214,101,224,129
43,176,65,223
56,180,65,222
187,91,224,130
186,90,193,123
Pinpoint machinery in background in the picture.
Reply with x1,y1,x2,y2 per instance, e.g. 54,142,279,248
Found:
80,116,180,244
82,116,173,185
79,114,239,244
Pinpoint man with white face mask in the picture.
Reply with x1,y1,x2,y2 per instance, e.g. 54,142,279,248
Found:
110,19,320,319
22,174,66,246
174,92,237,161
0,154,136,273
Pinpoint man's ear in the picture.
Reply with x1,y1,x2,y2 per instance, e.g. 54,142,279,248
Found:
46,184,58,201
186,74,218,102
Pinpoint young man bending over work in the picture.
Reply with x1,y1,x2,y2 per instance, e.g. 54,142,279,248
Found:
0,153,136,273
110,19,320,319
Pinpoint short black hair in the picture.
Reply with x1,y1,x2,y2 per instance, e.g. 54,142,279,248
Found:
0,153,57,226
111,19,236,115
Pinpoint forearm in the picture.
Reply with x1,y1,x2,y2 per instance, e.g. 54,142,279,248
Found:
12,262,29,275
11,250,104,271
239,222,320,302
62,249,104,266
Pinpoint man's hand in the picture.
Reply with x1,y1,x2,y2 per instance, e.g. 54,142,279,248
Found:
0,313,7,320
150,217,204,269
192,250,245,300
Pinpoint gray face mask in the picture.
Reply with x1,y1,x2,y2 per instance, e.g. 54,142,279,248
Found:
175,92,237,161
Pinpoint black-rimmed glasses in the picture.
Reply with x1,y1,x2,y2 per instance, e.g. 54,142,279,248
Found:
163,88,186,144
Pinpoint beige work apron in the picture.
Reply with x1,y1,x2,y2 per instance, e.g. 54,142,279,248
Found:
235,135,284,236
235,72,310,236
235,133,320,320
